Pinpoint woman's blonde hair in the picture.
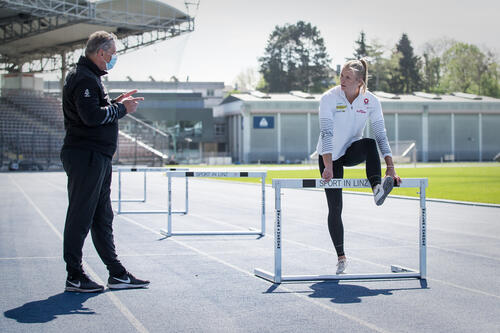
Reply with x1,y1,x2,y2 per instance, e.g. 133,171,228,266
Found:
342,58,368,93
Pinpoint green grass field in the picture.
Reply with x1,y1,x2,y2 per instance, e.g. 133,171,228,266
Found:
181,163,500,204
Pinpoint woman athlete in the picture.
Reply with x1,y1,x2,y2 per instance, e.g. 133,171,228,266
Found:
317,58,402,274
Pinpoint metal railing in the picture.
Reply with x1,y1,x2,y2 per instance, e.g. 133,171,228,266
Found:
1,130,63,171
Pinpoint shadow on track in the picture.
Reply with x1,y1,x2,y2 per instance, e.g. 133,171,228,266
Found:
4,292,100,323
263,280,428,304
308,280,428,304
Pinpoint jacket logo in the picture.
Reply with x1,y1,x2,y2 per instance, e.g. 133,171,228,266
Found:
364,98,369,104
84,89,90,98
356,109,367,114
336,104,347,112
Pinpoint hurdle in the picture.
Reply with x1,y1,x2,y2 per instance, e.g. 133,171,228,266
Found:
161,171,267,237
112,166,189,215
254,178,428,283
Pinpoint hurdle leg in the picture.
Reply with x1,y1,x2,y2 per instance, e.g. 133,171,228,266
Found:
419,180,427,279
274,184,282,283
261,175,266,235
167,173,172,236
185,175,189,214
118,169,122,213
142,170,147,202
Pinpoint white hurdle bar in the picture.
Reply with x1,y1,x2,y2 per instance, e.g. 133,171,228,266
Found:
112,167,189,215
254,178,428,283
161,171,267,237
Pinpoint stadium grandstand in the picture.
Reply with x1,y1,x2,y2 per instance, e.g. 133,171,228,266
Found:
0,0,196,170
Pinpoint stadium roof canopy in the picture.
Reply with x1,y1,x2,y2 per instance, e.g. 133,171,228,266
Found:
0,0,195,72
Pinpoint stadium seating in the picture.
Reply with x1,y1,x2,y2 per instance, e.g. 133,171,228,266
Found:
1,89,164,170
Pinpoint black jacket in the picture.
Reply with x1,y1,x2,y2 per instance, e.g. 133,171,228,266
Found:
62,56,126,157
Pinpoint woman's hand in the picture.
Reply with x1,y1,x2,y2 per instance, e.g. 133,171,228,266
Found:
322,166,333,182
321,154,334,182
385,166,402,186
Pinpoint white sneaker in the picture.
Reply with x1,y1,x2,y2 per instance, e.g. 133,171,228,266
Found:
336,258,347,274
373,176,394,206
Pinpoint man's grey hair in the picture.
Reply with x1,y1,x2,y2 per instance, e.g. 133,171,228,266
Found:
85,31,117,57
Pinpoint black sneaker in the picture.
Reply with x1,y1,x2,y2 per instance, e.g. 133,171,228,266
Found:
65,273,104,293
107,272,150,289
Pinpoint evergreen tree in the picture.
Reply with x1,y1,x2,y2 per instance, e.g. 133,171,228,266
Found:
258,21,332,93
395,33,422,93
352,31,369,60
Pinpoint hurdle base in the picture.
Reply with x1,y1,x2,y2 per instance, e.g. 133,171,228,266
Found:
111,198,146,203
160,229,264,237
391,265,417,273
116,210,187,215
254,267,421,284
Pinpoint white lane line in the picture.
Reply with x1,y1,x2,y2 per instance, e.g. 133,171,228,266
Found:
125,194,500,300
281,235,500,299
0,253,200,260
116,213,389,333
45,176,500,300
287,215,500,263
0,256,62,260
10,175,149,333
427,245,500,262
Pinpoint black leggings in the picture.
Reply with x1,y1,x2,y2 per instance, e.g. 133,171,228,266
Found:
318,138,382,257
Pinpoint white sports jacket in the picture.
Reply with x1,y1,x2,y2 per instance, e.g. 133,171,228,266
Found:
317,86,392,161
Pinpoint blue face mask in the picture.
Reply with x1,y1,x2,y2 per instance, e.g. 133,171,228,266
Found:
106,53,117,70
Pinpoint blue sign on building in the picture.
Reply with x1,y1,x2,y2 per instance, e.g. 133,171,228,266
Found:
253,116,274,129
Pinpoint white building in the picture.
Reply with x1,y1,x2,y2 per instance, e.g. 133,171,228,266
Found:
214,91,500,163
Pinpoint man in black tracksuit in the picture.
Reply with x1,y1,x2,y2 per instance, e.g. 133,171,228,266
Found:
61,31,149,292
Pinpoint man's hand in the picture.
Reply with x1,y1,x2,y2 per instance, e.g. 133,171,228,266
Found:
122,96,144,114
116,90,139,103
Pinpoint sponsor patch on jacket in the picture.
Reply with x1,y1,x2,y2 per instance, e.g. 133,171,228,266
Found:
356,109,367,114
336,104,347,112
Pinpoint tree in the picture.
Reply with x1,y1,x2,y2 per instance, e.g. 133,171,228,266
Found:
480,53,500,97
441,43,499,97
421,38,456,93
422,53,441,93
441,42,482,93
232,67,260,91
395,33,422,93
258,21,332,93
385,50,405,94
351,31,369,60
365,38,387,91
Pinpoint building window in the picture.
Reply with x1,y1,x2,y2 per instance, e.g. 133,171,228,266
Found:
207,89,215,97
215,123,225,136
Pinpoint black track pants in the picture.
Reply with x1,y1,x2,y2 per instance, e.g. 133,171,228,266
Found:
318,138,382,257
61,148,125,277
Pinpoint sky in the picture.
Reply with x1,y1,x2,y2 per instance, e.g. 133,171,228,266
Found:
43,0,500,86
